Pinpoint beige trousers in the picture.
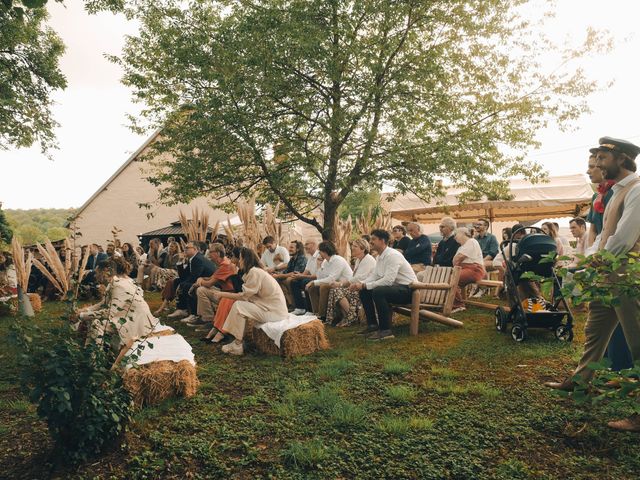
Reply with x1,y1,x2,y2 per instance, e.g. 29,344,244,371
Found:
574,295,640,380
307,283,332,317
196,286,220,321
222,301,286,340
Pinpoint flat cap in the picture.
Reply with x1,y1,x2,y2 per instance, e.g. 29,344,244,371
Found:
589,136,640,159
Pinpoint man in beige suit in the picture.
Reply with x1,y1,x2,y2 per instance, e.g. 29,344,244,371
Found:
545,137,640,432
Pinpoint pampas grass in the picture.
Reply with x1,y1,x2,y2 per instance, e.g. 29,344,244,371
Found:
179,207,215,242
31,238,89,299
356,207,392,236
236,198,261,250
334,215,352,260
11,237,32,292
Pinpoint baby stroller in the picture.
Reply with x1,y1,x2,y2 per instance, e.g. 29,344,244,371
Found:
494,226,574,342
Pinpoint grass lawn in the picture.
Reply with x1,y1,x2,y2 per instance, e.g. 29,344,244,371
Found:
0,294,639,479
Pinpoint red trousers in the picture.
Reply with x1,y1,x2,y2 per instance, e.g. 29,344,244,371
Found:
454,263,485,308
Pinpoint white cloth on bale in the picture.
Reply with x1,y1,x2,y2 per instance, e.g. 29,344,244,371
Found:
125,323,195,368
258,312,318,347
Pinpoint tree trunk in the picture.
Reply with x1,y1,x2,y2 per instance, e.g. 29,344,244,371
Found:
322,201,339,242
18,286,34,317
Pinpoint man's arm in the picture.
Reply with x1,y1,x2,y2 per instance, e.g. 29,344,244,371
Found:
404,236,432,262
486,235,499,259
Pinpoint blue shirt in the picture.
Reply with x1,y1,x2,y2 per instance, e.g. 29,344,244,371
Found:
476,233,498,259
586,190,614,235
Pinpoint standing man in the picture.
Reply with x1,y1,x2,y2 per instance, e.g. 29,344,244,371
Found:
567,217,588,268
545,137,640,432
403,222,432,272
350,229,417,341
433,217,459,267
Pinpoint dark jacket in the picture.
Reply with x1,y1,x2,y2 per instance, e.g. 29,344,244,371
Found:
87,252,109,270
404,234,432,266
184,252,216,284
391,236,411,252
433,235,460,267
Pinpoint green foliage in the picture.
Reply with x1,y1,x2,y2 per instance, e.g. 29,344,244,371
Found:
328,401,366,430
338,190,381,220
385,384,417,404
0,204,12,246
0,1,67,154
5,208,74,244
382,359,412,376
112,0,605,238
281,438,331,469
11,320,133,464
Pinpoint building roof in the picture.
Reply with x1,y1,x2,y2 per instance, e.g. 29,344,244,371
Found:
138,222,216,238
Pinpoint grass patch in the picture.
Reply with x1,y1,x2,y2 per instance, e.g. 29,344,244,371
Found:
378,416,410,435
316,358,354,380
385,385,417,404
329,402,367,430
424,379,500,398
282,438,331,469
408,416,434,431
271,401,296,418
0,399,31,414
430,365,460,379
382,359,412,376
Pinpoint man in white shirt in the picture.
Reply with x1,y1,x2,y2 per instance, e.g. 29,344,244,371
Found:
567,217,588,269
290,240,321,314
350,229,417,341
303,241,351,319
260,236,290,273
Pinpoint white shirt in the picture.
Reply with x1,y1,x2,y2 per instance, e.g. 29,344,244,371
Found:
313,255,352,285
349,254,377,282
456,238,484,265
603,174,640,255
305,250,322,276
363,246,417,290
261,245,290,269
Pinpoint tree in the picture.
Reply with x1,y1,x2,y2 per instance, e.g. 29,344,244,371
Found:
114,0,604,239
0,202,13,245
0,1,67,154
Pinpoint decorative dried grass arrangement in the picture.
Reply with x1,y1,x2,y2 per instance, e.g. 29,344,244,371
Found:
249,320,330,358
11,237,32,292
179,207,217,243
236,198,261,250
355,207,392,236
122,360,198,408
261,203,283,243
334,215,352,260
31,238,89,299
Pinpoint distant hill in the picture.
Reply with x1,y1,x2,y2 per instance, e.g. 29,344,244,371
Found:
5,208,77,245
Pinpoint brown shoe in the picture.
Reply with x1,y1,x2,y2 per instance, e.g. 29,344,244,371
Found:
543,377,576,392
607,414,640,432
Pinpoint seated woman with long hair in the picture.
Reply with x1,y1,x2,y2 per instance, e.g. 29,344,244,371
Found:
212,247,288,356
325,238,376,326
79,256,194,368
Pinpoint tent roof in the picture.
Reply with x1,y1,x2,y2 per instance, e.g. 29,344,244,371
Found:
382,174,594,223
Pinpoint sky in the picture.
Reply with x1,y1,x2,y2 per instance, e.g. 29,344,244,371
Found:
2,0,640,210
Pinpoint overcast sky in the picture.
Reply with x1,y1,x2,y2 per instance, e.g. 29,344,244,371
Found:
2,0,640,210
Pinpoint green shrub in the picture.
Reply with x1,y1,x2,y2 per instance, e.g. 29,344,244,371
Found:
12,321,132,464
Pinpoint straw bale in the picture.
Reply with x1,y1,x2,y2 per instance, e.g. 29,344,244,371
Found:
27,293,42,313
122,360,199,408
249,320,330,358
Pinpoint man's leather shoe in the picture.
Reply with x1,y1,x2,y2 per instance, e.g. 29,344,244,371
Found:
543,377,576,392
607,414,640,432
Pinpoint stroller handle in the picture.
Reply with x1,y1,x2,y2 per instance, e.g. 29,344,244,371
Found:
500,226,546,260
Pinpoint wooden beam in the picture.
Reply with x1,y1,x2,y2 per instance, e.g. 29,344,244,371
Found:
418,309,464,328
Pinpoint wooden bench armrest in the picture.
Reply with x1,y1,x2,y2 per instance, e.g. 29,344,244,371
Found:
476,280,503,288
410,282,452,290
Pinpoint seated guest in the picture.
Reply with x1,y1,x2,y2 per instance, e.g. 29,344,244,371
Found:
390,225,410,252
350,229,417,341
189,243,238,326
567,217,588,268
260,236,290,273
167,242,216,319
211,248,288,356
201,247,243,344
325,238,376,326
433,217,459,267
82,243,109,296
290,240,322,314
79,257,194,371
272,240,307,306
502,227,512,242
404,222,432,272
474,218,499,272
150,240,181,291
136,238,165,288
451,227,486,313
121,242,137,277
0,252,17,300
302,241,352,320
541,222,564,256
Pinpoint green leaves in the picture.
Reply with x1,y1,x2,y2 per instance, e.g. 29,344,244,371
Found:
114,0,605,237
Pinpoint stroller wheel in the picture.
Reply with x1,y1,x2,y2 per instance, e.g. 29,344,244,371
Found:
495,307,508,333
554,325,574,342
511,324,527,342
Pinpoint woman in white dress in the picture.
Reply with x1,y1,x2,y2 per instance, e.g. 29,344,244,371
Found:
214,247,288,356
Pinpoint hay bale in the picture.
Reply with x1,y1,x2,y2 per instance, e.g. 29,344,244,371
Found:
122,360,198,408
27,293,42,313
250,319,330,358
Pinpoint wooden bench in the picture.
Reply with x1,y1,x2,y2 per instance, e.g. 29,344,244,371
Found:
464,279,504,310
393,266,464,335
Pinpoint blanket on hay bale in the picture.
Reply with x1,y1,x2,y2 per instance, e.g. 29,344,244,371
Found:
248,319,330,358
122,360,198,408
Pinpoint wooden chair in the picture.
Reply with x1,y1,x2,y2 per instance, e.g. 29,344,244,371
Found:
392,265,464,336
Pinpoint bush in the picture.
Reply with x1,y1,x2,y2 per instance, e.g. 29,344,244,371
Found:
12,321,133,464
